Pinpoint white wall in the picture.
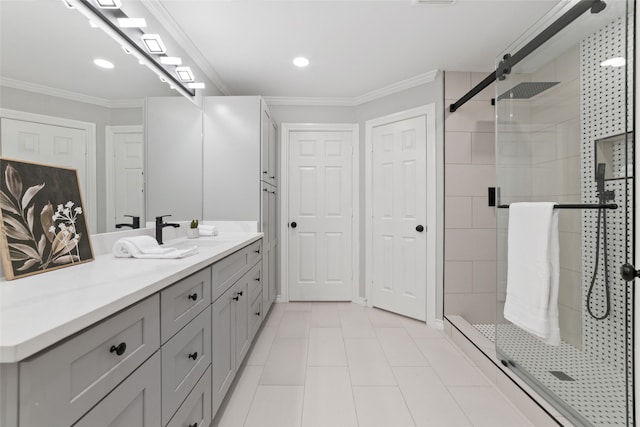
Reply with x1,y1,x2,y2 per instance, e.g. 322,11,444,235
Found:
269,74,445,318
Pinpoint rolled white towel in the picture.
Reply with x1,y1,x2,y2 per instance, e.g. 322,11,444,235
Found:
112,236,198,259
198,225,218,236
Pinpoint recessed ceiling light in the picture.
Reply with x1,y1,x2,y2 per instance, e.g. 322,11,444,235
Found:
176,66,194,82
93,58,114,69
160,56,182,65
117,18,147,28
293,57,309,67
95,0,121,9
141,34,166,54
600,57,626,67
188,82,205,89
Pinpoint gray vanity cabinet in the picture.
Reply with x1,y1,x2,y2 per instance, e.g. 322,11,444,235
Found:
18,295,160,427
166,365,211,427
73,352,161,427
211,282,236,415
2,238,267,427
161,306,212,426
160,267,212,343
211,243,263,416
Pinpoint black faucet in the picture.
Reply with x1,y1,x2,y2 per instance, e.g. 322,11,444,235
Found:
115,215,140,229
155,215,180,245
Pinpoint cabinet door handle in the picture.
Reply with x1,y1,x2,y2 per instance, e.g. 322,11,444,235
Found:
188,352,198,360
110,342,127,356
233,296,239,301
416,225,424,232
236,291,243,297
255,312,261,316
254,277,261,282
263,188,268,192
188,293,198,301
270,190,276,194
269,176,276,179
254,249,261,254
189,423,198,427
263,170,268,174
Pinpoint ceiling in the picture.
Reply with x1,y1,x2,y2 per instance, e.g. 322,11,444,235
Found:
152,0,564,99
0,0,572,102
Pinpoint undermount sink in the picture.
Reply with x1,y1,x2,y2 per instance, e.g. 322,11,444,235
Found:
164,237,229,249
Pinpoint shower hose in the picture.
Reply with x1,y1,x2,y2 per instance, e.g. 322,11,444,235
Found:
586,207,611,320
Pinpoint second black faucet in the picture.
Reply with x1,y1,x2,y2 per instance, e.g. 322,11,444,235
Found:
155,215,180,245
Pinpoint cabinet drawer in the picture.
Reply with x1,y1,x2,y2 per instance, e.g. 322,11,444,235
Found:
212,239,262,302
162,305,212,426
166,366,212,427
73,351,161,427
248,262,262,305
249,292,263,342
246,239,262,269
161,267,212,343
19,295,160,427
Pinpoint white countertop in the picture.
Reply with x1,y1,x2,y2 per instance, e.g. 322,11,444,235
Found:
0,232,262,363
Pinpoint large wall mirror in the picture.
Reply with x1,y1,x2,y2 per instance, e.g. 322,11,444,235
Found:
0,0,198,234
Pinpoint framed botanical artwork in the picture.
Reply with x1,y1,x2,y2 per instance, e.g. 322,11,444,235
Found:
0,158,94,280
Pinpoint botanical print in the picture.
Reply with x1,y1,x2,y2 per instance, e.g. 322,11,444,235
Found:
0,158,93,280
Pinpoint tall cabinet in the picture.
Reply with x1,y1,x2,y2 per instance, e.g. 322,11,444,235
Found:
203,96,278,314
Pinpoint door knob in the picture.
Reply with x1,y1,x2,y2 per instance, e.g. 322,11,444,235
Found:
416,225,424,232
620,263,640,281
290,221,297,229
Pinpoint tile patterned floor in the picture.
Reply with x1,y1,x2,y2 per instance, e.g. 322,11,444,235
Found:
212,303,533,427
474,323,629,426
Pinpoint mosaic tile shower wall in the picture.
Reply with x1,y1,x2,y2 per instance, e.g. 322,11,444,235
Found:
579,14,633,421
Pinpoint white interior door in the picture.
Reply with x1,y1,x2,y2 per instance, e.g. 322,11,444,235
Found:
288,131,353,301
113,130,144,231
371,116,427,320
0,117,95,230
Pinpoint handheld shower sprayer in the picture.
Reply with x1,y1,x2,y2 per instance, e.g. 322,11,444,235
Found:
587,163,612,320
596,163,606,196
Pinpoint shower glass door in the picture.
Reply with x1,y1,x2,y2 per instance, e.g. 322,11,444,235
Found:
494,1,634,425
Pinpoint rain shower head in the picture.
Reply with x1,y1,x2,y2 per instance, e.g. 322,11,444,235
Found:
497,82,560,101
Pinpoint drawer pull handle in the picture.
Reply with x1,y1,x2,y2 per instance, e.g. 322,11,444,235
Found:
188,352,198,360
110,342,127,356
188,293,198,301
233,296,239,301
255,312,261,316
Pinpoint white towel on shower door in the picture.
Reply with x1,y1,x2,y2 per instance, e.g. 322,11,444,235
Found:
503,202,560,346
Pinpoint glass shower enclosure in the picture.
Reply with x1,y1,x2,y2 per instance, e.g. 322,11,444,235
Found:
494,0,634,425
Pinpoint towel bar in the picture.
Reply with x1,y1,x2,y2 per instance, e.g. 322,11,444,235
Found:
497,204,618,210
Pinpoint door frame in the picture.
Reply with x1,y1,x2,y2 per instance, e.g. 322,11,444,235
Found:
365,104,440,328
280,123,360,303
0,108,97,233
105,125,144,231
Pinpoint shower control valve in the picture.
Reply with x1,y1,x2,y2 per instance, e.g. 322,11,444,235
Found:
620,263,640,282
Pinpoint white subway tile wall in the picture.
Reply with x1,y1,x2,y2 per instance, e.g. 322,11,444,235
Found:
444,71,497,325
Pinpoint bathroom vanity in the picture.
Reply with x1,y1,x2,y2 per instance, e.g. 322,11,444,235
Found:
0,233,269,427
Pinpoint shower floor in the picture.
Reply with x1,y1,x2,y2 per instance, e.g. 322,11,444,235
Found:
473,323,629,426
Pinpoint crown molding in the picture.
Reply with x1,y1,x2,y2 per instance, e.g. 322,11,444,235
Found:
140,0,231,96
355,69,439,105
264,97,356,107
0,77,143,109
264,69,439,107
